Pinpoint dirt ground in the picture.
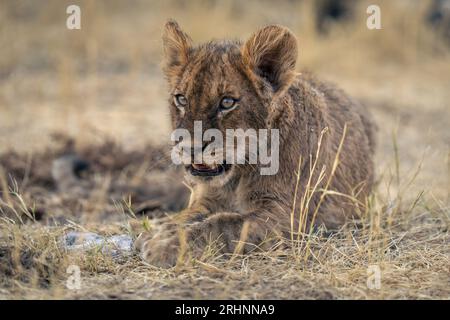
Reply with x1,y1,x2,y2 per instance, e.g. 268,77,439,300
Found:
0,0,449,299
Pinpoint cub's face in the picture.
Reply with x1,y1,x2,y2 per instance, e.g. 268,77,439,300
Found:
162,20,298,186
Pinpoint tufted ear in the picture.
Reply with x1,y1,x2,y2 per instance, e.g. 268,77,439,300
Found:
242,25,298,93
162,20,192,77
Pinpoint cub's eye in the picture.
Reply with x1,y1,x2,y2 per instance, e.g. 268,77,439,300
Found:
174,94,188,107
219,97,238,111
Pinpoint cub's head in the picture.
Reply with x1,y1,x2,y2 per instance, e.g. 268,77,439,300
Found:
163,20,298,185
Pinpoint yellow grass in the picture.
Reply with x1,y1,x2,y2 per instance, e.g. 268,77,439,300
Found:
0,0,449,299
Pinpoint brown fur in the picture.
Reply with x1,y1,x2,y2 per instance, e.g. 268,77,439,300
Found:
135,20,376,267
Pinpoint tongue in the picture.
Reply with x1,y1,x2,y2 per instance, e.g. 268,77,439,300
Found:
192,163,217,171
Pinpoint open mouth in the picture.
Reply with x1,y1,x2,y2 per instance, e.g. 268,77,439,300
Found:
188,163,232,177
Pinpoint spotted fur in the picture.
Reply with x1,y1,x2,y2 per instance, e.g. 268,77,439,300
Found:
135,20,376,267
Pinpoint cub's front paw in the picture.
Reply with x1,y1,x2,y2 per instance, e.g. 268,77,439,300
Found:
135,232,180,268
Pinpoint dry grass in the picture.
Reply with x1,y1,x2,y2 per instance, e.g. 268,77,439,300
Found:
0,0,449,299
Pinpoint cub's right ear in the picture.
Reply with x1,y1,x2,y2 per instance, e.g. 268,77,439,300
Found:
242,25,298,94
162,20,192,78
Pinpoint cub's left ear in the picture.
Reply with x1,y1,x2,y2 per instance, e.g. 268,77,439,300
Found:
242,25,298,93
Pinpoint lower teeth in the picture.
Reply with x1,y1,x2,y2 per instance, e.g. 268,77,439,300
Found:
194,165,217,170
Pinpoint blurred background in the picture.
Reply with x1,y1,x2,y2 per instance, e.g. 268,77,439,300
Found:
1,0,449,200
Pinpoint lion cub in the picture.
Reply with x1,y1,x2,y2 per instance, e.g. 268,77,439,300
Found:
135,20,376,267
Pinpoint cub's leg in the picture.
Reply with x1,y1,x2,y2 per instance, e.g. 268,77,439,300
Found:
135,211,279,268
